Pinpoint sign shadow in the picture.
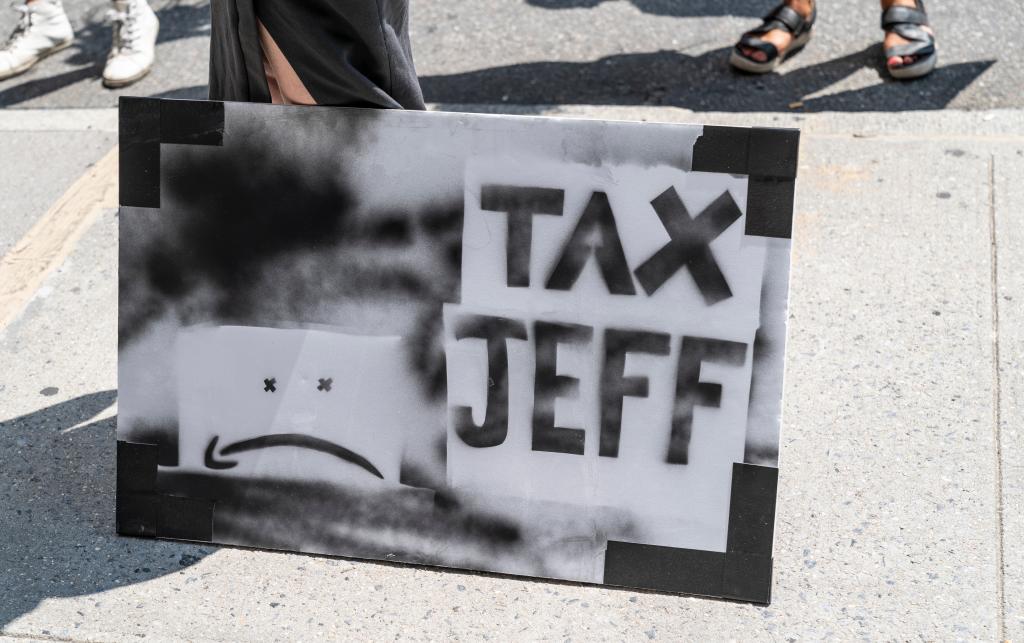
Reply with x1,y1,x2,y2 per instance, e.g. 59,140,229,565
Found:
421,46,995,113
0,391,212,628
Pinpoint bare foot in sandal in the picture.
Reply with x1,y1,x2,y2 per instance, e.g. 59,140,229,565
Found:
881,0,937,78
731,0,816,73
741,0,815,62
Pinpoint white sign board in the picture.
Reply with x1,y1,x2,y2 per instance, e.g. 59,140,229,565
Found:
117,98,798,603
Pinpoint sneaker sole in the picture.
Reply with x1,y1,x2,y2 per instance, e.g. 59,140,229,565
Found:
102,65,152,89
0,37,73,81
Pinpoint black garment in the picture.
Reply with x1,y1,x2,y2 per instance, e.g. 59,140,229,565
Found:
208,0,425,109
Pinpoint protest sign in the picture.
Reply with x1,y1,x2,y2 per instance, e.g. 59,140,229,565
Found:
116,98,797,603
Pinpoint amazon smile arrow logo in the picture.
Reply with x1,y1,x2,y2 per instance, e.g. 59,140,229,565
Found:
204,434,385,479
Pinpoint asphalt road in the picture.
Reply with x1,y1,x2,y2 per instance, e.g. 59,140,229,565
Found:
0,0,1019,111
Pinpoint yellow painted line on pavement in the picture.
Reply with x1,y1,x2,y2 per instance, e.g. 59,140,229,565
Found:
0,145,118,331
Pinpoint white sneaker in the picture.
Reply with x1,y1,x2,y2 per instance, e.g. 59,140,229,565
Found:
0,1,74,81
102,0,158,88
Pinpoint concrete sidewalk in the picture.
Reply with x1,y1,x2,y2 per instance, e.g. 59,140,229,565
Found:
0,107,1021,641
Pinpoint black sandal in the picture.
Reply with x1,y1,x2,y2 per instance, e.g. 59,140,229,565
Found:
881,0,937,79
730,3,816,74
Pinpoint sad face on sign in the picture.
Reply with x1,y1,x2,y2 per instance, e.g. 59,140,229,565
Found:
174,326,420,488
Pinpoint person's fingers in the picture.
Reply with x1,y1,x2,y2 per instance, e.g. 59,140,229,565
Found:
903,55,915,65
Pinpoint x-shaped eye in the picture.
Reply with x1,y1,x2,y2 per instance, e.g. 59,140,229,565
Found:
263,378,277,393
317,378,333,392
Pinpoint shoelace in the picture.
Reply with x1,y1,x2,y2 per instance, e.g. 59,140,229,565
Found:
1,4,32,53
106,4,143,53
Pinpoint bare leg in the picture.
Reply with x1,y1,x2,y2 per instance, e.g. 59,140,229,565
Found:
257,20,315,105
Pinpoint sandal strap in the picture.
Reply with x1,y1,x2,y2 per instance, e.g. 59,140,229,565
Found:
746,3,814,38
735,2,815,64
880,1,934,59
885,37,935,59
881,4,929,29
887,22,934,43
881,1,934,59
764,5,806,34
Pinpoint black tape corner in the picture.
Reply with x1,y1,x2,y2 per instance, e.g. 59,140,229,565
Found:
115,440,159,537
119,97,161,209
119,98,226,209
747,128,800,179
743,127,799,240
604,541,724,597
158,495,215,542
115,440,215,542
691,125,750,175
744,176,795,239
602,462,778,603
726,462,778,556
723,462,778,604
116,492,157,538
160,100,225,146
116,440,158,493
722,553,773,604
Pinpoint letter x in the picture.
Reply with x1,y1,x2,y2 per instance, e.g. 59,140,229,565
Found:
633,188,742,305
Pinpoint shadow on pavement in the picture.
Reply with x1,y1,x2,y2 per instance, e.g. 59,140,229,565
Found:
0,391,210,629
0,64,101,107
525,0,765,17
0,0,209,107
422,46,995,112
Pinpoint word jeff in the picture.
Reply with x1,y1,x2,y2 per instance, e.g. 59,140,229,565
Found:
451,313,748,465
481,183,743,305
